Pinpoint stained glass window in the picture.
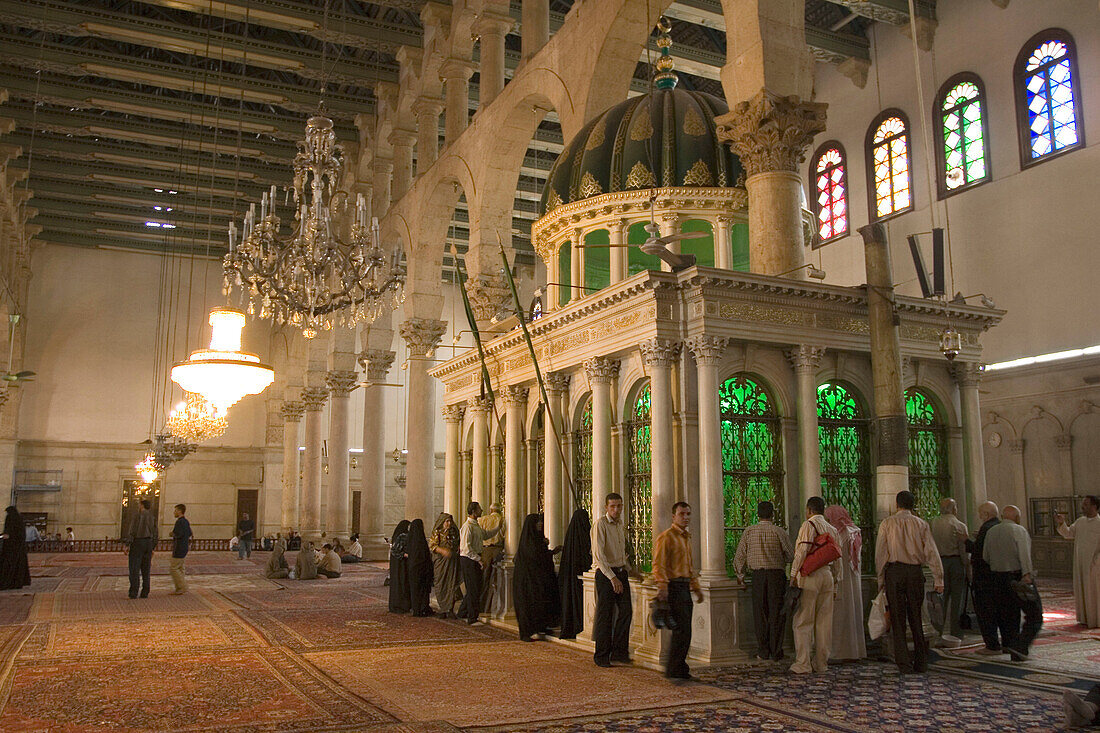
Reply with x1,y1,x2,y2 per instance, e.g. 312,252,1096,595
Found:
867,112,912,220
1017,31,1083,165
625,384,653,571
937,75,990,195
817,382,874,569
572,399,593,519
530,297,543,321
534,408,545,515
720,375,784,576
906,389,950,520
811,143,848,243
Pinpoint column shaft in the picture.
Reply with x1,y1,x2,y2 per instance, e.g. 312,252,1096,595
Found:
688,338,728,578
441,60,474,146
585,358,619,514
443,404,465,519
413,99,442,172
641,340,679,553
609,219,627,283
786,346,824,511
544,373,569,546
325,371,357,540
715,215,733,270
470,398,491,506
954,363,987,529
502,387,528,556
359,350,395,559
476,17,512,107
280,401,304,533
390,131,415,202
300,387,328,540
400,318,447,521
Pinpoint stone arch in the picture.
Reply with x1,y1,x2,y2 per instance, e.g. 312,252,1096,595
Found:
1021,408,1068,499
719,345,793,417
981,411,1019,509
1070,402,1100,497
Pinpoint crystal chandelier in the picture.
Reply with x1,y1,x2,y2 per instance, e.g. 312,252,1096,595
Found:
222,113,405,339
135,454,160,483
166,392,229,442
171,309,275,415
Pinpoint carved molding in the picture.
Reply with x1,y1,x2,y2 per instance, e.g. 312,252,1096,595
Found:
715,89,828,176
950,361,983,388
468,395,493,414
784,345,826,373
584,357,620,383
442,403,466,423
400,318,446,356
280,400,306,422
301,386,329,411
325,370,358,397
686,336,728,365
639,338,682,369
359,349,396,383
545,372,571,395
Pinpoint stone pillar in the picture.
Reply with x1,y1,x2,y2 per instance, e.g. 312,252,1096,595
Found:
659,213,680,272
442,403,466,519
440,58,475,146
412,97,443,173
488,444,502,507
389,128,416,202
475,14,513,107
715,215,734,270
585,357,620,513
526,438,540,513
501,386,528,556
951,362,986,529
359,349,395,560
544,372,570,546
325,370,357,540
300,386,328,540
371,155,393,218
609,218,627,283
687,337,728,579
469,396,492,506
570,227,584,301
400,317,447,521
640,339,680,551
785,345,825,511
716,91,826,277
279,400,305,533
521,0,549,63
859,223,909,519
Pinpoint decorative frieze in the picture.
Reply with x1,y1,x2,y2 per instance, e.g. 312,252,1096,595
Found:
714,89,827,177
400,318,446,356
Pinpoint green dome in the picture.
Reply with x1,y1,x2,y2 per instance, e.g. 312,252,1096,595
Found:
539,87,744,216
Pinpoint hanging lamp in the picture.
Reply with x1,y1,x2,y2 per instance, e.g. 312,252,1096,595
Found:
170,308,274,415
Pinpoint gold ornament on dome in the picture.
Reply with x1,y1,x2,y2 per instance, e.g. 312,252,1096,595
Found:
683,107,706,136
166,392,229,442
585,117,607,150
626,161,657,189
629,108,654,141
546,188,563,212
579,171,603,198
683,159,714,186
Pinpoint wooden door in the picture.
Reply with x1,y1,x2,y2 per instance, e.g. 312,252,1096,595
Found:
351,490,361,535
236,489,259,535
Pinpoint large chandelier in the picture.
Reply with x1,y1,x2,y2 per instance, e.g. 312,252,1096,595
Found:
170,309,274,415
166,392,229,442
222,113,405,339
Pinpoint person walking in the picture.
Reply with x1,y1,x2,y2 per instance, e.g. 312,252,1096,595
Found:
0,506,31,590
984,504,1043,661
456,502,502,625
733,500,793,661
237,512,255,559
1056,496,1100,628
169,503,192,594
824,504,866,661
968,500,1003,653
124,499,157,599
930,498,970,640
652,501,704,679
790,496,843,674
591,492,633,668
875,490,944,674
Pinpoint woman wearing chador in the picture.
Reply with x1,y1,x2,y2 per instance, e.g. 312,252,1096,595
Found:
0,506,31,590
388,520,412,613
406,519,434,616
513,513,561,640
429,513,463,618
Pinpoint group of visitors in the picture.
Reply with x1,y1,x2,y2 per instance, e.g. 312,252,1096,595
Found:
262,535,362,580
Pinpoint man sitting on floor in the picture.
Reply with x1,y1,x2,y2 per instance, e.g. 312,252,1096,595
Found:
317,543,342,578
1064,686,1100,728
342,534,363,563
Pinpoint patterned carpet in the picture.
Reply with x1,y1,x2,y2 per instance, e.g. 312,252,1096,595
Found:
0,552,1076,731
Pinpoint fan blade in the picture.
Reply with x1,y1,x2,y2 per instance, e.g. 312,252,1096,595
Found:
14,371,35,378
1,375,16,382
652,248,697,272
574,244,633,249
657,231,708,245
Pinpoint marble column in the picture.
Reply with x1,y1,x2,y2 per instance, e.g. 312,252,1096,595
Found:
501,386,528,556
412,97,443,173
461,449,473,508
715,215,734,270
279,400,305,534
488,444,502,507
526,438,540,514
440,58,475,146
716,91,826,277
786,345,825,511
520,0,549,63
585,357,620,514
640,339,680,551
687,337,728,579
474,14,513,107
442,403,466,519
400,317,447,521
469,396,492,506
325,370,357,540
389,128,416,202
544,372,570,546
609,218,627,283
952,362,986,529
300,386,329,541
359,349,395,560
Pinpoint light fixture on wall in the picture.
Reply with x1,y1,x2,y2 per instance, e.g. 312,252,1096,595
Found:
776,263,827,280
170,309,274,415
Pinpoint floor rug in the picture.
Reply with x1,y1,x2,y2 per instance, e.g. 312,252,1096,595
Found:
0,595,33,625
91,573,284,593
219,584,382,610
30,590,221,620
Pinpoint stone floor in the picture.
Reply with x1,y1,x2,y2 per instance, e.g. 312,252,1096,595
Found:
0,550,1082,731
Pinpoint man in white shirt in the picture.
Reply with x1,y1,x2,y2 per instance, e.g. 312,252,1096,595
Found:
984,505,1042,660
591,493,632,668
457,501,502,624
790,496,843,674
1056,495,1100,628
342,533,363,563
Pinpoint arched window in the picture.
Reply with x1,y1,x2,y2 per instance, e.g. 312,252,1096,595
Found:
810,142,849,244
720,375,784,576
818,382,874,567
557,241,571,306
936,74,991,196
866,111,913,221
529,296,543,321
1015,29,1084,167
572,399,593,518
906,389,950,519
625,383,653,571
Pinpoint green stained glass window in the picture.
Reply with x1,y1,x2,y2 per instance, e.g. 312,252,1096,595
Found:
867,113,912,220
939,77,989,194
625,383,653,571
558,241,571,306
584,229,611,293
720,375,784,576
906,389,950,520
627,221,663,275
680,220,715,268
817,382,874,569
730,221,750,272
573,399,593,518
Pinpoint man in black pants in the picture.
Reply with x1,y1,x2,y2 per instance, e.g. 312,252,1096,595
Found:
124,499,157,599
983,504,1042,661
733,501,793,661
592,493,632,667
456,501,501,624
653,502,704,680
967,501,1003,653
875,490,944,673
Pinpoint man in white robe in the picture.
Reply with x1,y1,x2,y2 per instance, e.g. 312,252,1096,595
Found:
1057,495,1100,628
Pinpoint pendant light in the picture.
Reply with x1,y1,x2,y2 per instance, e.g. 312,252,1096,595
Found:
170,308,274,415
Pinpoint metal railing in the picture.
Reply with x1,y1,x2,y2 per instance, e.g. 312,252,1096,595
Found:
27,538,233,553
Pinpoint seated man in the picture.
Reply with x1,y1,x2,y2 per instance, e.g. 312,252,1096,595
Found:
342,534,363,563
1064,686,1100,728
317,543,342,578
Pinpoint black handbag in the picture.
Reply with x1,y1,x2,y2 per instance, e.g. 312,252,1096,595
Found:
781,585,802,621
1011,579,1041,605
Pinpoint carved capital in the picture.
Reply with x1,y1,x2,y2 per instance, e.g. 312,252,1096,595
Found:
301,386,329,411
399,317,446,356
715,89,827,176
395,474,407,488
784,345,825,373
464,274,510,323
686,336,728,366
439,57,476,82
388,126,417,148
1056,433,1073,451
500,385,528,407
358,349,396,383
584,357,621,384
468,396,493,414
442,403,466,423
0,390,10,410
950,361,983,388
280,400,305,422
474,13,514,38
411,96,444,118
325,370,358,397
640,339,682,369
545,372,570,395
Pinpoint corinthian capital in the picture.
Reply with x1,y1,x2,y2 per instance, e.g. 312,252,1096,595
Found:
785,345,825,373
715,89,828,177
358,349,396,383
639,339,682,369
280,400,305,422
584,357,620,383
686,336,728,366
399,317,447,356
325,370,358,397
500,385,528,406
442,403,466,423
950,361,983,388
301,386,329,411
464,274,510,323
468,395,493,414
545,372,570,395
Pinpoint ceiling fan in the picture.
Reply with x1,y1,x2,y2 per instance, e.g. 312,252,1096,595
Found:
577,192,707,272
2,315,35,384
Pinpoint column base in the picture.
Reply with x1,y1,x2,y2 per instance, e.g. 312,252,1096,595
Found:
875,464,909,520
362,535,389,562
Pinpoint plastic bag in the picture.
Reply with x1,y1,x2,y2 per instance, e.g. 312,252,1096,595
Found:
868,590,890,639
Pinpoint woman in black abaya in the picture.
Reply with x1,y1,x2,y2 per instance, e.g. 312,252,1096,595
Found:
0,506,31,590
388,520,412,613
558,508,592,639
406,518,435,616
513,513,561,641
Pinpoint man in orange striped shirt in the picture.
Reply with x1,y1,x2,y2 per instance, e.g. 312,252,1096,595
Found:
653,501,705,680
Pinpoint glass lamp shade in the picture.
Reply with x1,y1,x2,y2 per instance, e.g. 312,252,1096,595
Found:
170,309,274,415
